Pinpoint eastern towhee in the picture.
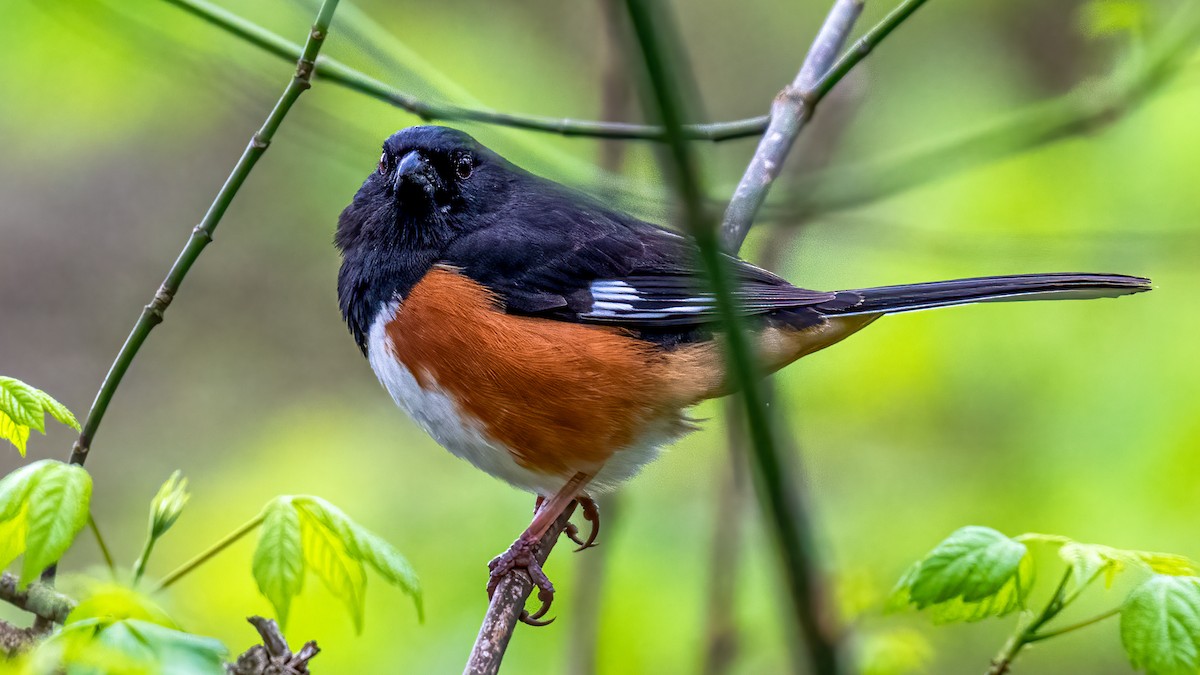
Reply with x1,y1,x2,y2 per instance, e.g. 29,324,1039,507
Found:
335,125,1150,623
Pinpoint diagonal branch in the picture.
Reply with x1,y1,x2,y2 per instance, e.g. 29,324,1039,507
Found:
464,506,577,675
67,0,343,467
721,0,928,250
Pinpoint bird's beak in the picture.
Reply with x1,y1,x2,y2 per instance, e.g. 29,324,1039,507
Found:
395,151,436,198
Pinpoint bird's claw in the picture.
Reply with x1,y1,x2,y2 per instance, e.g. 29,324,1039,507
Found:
564,497,601,552
487,537,557,627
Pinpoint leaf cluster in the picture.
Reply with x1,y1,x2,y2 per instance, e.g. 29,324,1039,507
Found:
892,526,1200,674
0,377,79,457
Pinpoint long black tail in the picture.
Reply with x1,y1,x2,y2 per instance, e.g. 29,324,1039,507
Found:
827,273,1151,316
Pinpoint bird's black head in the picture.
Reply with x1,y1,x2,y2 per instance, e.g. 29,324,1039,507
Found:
335,126,518,352
335,126,513,255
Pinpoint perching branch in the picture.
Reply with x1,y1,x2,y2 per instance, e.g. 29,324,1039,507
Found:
464,505,577,675
66,0,342,467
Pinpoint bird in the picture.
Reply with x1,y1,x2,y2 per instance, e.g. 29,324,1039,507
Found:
335,125,1150,624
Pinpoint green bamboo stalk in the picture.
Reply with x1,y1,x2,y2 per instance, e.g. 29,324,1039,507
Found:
67,0,343,466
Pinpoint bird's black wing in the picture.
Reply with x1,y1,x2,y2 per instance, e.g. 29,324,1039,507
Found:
441,198,859,330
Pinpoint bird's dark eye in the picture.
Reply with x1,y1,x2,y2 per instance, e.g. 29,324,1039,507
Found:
455,155,473,180
378,152,389,174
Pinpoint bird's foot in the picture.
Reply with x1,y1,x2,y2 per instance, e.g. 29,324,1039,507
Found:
564,497,600,551
487,536,556,626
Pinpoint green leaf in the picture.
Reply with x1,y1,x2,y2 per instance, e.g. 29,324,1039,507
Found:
0,376,80,455
0,460,54,521
0,377,44,433
0,504,28,571
93,620,226,675
35,388,80,431
0,410,30,456
1121,575,1200,674
20,462,92,586
294,496,423,620
1062,542,1196,590
298,507,368,633
891,526,1033,623
252,497,304,626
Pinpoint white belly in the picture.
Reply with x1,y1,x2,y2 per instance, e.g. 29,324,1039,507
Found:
366,300,691,495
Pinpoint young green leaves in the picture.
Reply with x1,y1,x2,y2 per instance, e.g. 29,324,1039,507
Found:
0,375,80,456
1121,576,1200,675
889,526,1033,623
0,459,92,586
251,495,422,632
893,526,1200,674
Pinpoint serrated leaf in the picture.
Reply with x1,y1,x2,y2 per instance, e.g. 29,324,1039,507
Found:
0,409,30,456
892,526,1033,623
298,507,367,633
252,498,304,626
1062,542,1197,590
0,377,44,432
35,389,80,431
19,461,92,586
1121,575,1200,674
909,526,1029,606
294,496,423,620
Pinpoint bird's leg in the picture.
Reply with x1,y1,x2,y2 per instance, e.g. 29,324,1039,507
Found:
488,472,591,626
564,496,600,551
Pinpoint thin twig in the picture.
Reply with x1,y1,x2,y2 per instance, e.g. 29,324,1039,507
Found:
722,0,877,250
156,513,265,590
464,505,577,675
158,0,919,145
0,573,75,624
66,0,342,467
88,513,116,572
228,616,321,675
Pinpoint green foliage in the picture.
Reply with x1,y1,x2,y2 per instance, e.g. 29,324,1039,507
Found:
0,376,79,457
34,618,227,675
0,459,92,586
898,527,1200,673
1121,576,1200,675
252,495,422,631
1060,541,1195,590
889,526,1032,623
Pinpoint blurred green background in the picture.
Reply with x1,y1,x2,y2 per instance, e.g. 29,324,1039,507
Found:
2,0,1198,672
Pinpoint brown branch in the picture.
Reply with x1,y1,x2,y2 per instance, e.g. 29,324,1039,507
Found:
464,505,578,675
0,619,50,657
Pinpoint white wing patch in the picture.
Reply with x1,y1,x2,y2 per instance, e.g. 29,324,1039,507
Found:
583,279,717,320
